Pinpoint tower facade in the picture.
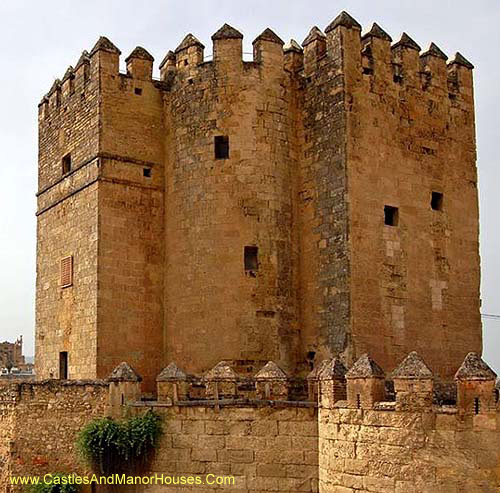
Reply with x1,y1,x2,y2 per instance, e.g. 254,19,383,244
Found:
35,12,481,389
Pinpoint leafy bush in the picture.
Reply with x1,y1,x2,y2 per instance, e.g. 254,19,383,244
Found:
26,473,79,493
76,410,162,474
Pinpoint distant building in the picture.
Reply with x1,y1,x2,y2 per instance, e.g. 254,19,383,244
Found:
0,336,25,370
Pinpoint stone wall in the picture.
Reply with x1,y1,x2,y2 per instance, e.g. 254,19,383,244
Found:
35,45,101,381
319,406,500,492
2,352,500,493
342,18,481,378
0,377,318,493
0,380,109,493
96,47,165,392
0,384,15,489
35,180,99,380
36,43,166,390
298,23,352,367
163,30,300,375
35,13,482,385
133,404,318,493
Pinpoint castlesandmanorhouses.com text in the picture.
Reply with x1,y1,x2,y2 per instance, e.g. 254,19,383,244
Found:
11,473,236,487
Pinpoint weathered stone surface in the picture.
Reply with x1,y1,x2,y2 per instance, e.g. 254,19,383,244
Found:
107,361,142,382
391,32,421,51
158,50,175,69
392,352,433,380
156,362,187,381
90,35,121,55
212,23,243,40
284,39,303,53
421,42,448,60
308,359,332,381
125,46,154,62
28,15,491,492
74,50,90,69
319,404,500,492
175,33,204,52
302,26,326,46
451,51,474,69
325,11,361,32
362,23,392,42
255,361,287,380
204,361,238,381
253,28,284,45
346,354,385,379
0,338,25,369
319,358,347,380
455,353,497,381
36,12,481,391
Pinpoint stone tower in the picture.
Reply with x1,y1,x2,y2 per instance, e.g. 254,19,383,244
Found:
35,12,481,390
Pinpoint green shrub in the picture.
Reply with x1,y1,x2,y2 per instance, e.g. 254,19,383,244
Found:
26,473,79,493
76,410,162,474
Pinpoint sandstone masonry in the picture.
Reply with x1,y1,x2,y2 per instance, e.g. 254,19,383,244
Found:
1,350,499,492
19,10,496,493
36,11,481,390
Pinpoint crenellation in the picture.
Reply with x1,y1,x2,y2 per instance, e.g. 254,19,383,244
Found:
345,355,386,410
361,23,393,87
390,32,421,87
212,23,244,70
283,39,303,74
302,27,327,78
89,35,121,77
3,351,500,492
447,52,474,103
60,66,74,97
419,42,449,92
175,33,205,70
125,46,154,80
254,361,289,400
47,78,61,111
252,28,285,74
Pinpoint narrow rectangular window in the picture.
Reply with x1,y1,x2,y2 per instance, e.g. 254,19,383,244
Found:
143,168,152,178
474,397,480,415
60,256,73,288
214,136,229,159
431,191,443,211
62,154,72,175
384,206,399,226
59,351,68,380
244,246,258,276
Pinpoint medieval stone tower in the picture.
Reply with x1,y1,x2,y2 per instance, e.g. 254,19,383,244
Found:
35,12,481,391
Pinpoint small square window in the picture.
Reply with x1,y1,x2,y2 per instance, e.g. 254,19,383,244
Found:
384,206,399,226
214,136,229,159
62,154,71,175
60,256,73,288
143,168,152,178
431,192,443,211
134,87,142,95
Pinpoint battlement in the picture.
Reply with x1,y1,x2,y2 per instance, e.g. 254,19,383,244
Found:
2,353,498,492
101,351,500,430
39,11,475,122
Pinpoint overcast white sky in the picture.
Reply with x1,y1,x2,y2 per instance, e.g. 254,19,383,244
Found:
0,0,498,373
